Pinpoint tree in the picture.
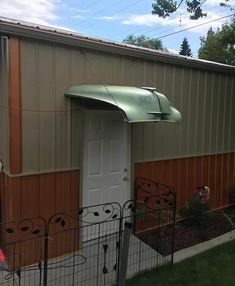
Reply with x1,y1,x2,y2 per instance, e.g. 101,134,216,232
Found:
179,38,193,56
198,18,235,65
122,34,165,50
152,0,232,20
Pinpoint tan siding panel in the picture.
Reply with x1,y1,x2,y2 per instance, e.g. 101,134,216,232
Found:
71,48,84,85
203,72,212,154
21,41,40,172
230,78,235,151
38,43,56,171
131,123,144,162
143,123,154,161
70,101,81,169
20,39,235,173
55,46,70,170
0,37,9,171
217,75,226,153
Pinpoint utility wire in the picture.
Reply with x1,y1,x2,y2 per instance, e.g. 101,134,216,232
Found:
82,0,103,10
75,0,125,27
155,13,234,39
114,5,228,40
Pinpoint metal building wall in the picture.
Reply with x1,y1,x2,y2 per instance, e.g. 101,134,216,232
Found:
132,66,235,162
18,38,235,211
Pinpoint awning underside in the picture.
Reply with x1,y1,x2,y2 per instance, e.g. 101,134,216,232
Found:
65,85,182,123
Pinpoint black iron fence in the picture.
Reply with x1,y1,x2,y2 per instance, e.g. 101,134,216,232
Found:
0,177,176,286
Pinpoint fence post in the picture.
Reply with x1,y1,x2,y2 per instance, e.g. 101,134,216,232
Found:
118,221,132,286
171,193,176,265
43,229,49,286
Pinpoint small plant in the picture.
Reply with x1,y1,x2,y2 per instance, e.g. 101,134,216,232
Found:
180,186,212,227
182,199,211,227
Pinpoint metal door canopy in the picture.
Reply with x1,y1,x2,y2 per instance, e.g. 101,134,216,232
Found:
65,85,182,123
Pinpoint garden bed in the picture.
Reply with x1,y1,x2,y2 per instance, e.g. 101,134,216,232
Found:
137,205,235,256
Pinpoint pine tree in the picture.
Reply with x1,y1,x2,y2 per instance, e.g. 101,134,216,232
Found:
179,38,193,57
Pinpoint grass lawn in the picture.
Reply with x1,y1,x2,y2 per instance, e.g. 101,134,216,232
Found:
127,239,235,286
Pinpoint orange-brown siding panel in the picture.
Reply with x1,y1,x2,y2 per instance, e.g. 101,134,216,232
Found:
1,170,80,221
39,173,56,219
135,153,235,209
6,176,21,220
21,175,39,217
0,170,80,266
8,37,22,174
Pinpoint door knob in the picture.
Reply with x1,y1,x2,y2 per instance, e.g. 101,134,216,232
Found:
123,176,129,182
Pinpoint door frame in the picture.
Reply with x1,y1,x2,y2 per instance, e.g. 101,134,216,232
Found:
80,110,131,208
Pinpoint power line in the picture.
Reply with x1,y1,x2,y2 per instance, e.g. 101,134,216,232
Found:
82,0,103,10
114,5,227,40
155,13,234,39
76,0,125,28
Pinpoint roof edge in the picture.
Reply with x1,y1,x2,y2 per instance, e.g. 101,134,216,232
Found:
0,18,234,75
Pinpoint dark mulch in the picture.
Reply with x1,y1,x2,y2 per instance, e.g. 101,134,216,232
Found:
137,205,235,256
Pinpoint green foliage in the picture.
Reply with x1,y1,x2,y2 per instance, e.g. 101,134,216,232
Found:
152,0,233,20
122,34,165,51
198,18,235,65
152,0,178,18
181,200,211,227
179,37,193,56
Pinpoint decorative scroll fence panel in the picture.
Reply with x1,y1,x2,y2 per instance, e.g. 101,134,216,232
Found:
0,178,176,286
0,217,47,286
45,202,122,286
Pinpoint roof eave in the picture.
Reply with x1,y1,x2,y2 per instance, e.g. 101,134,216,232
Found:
0,20,234,75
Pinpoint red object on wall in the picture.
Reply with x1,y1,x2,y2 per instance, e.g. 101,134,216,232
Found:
0,249,6,262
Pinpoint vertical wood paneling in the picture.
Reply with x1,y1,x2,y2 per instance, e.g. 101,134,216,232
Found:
8,37,22,174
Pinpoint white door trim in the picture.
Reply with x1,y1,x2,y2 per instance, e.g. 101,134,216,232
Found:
82,110,131,208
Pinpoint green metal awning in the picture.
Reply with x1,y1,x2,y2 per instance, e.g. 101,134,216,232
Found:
65,85,182,123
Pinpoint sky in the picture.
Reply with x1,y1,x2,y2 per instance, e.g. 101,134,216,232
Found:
0,0,234,56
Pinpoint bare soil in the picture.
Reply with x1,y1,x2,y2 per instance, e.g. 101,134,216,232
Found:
137,205,235,256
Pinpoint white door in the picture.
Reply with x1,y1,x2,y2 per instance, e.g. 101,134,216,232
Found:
82,111,130,208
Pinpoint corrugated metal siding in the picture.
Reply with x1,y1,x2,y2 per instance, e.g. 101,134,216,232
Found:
132,69,235,162
0,36,9,171
20,38,235,174
135,153,235,209
21,41,72,173
1,170,79,221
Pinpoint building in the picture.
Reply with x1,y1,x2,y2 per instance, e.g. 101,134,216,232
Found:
0,18,235,226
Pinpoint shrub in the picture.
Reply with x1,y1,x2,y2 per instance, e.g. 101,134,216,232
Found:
181,199,212,227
